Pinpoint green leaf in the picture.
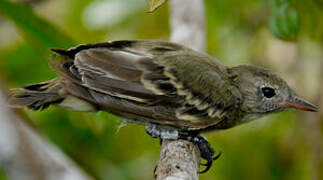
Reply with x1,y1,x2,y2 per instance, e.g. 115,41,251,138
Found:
146,0,167,12
269,0,300,41
0,0,75,50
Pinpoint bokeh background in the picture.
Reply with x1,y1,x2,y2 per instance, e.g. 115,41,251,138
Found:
0,0,322,179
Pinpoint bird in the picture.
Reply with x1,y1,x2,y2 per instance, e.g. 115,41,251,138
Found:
7,40,318,173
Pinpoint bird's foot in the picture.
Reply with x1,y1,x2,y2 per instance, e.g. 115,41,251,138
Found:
178,133,221,173
145,124,221,173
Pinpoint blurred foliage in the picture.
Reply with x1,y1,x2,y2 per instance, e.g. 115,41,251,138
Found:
0,169,6,180
0,0,322,180
269,0,299,41
0,0,75,51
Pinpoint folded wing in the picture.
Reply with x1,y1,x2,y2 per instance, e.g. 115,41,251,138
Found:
51,40,241,130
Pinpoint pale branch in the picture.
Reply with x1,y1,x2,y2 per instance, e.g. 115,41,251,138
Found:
155,140,200,180
154,0,206,179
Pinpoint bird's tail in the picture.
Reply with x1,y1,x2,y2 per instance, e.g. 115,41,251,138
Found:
7,78,65,110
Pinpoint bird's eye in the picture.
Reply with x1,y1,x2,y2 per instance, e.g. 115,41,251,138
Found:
261,87,276,98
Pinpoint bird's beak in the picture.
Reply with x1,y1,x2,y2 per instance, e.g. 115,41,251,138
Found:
276,97,318,112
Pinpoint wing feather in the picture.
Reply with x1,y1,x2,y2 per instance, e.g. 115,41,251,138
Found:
75,48,142,81
50,40,241,130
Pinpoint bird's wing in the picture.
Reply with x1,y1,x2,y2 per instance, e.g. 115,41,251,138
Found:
51,40,241,129
138,52,240,124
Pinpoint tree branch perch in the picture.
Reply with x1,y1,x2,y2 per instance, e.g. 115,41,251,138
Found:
155,140,200,180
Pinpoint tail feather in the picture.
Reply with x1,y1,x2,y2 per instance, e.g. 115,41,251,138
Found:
7,79,64,110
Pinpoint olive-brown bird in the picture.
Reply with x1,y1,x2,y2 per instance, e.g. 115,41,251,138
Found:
8,40,318,173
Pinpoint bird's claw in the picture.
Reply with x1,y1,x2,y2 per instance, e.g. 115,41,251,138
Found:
178,133,221,173
199,151,222,173
213,151,222,161
200,152,222,165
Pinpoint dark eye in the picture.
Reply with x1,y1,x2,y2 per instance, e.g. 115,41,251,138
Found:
261,87,276,98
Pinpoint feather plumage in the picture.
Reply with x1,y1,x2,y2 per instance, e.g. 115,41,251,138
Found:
9,40,243,130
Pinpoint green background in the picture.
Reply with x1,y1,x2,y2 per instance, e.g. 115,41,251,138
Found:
0,0,322,179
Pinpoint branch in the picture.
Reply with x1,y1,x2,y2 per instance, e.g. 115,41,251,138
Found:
0,84,93,180
155,0,206,179
169,0,206,52
155,140,200,180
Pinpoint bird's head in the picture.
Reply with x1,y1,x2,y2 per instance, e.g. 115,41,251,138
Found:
230,65,318,115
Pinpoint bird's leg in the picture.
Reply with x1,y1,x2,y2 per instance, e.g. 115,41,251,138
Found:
145,123,180,140
145,124,221,173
